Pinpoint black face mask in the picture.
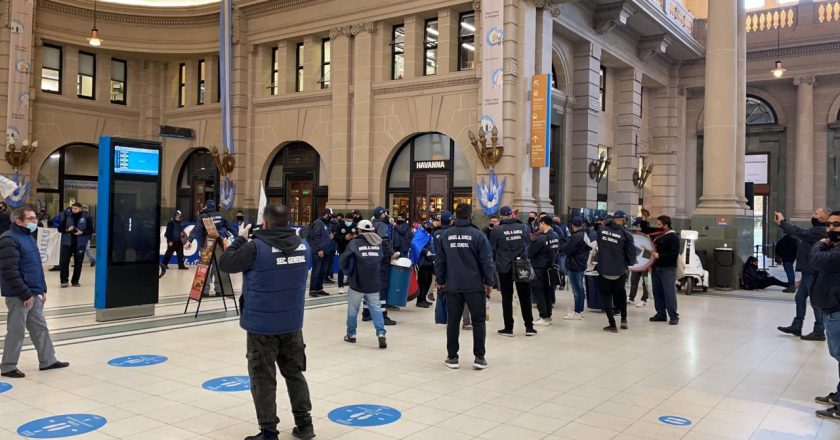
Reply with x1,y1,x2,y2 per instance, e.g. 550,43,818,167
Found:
829,231,840,242
812,218,824,227
236,216,244,221
529,217,536,222
424,227,433,233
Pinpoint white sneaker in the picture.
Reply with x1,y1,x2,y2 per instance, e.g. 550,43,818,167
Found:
635,301,646,308
338,289,345,295
533,318,551,326
562,312,582,320
627,299,633,304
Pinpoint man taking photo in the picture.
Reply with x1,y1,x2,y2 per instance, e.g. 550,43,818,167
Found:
218,204,315,440
810,211,840,419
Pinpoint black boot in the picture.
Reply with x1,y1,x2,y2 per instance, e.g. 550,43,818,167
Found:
383,311,397,326
362,308,372,322
244,428,279,440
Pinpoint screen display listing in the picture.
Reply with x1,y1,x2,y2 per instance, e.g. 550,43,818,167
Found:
114,145,160,176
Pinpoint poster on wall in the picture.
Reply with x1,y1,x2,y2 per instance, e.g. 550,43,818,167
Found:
5,0,34,144
745,154,769,184
530,74,552,168
481,0,505,139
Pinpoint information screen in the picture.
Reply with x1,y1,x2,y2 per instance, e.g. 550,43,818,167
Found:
114,145,160,176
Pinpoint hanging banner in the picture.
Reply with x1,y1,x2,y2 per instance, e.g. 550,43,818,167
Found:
480,0,504,139
530,73,552,168
36,228,60,266
5,0,34,144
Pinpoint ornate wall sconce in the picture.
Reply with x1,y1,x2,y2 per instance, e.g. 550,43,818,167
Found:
210,145,236,176
588,151,611,182
633,160,654,188
469,125,504,170
5,134,38,170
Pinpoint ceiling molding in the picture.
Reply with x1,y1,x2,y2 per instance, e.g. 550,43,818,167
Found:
684,42,840,66
242,0,319,17
37,0,218,25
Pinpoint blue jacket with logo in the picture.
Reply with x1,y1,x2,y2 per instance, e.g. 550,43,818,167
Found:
0,224,48,301
58,209,91,250
435,219,495,292
218,227,311,335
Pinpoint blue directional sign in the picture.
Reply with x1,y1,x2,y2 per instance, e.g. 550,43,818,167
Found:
18,414,107,438
107,355,167,367
659,415,692,426
328,405,401,427
0,382,11,394
202,376,250,392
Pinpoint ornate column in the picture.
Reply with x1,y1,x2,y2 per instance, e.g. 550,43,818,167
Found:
569,42,601,208
532,1,556,212
695,0,740,214
437,9,457,74
328,25,352,208
351,23,377,207
614,67,642,214
736,0,748,208
404,16,423,79
793,75,816,218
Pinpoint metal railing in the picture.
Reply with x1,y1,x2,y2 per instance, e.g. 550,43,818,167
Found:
754,243,777,270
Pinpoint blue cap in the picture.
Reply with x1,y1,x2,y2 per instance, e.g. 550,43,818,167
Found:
614,210,627,218
440,211,453,225
374,207,386,218
205,200,216,209
499,206,513,216
571,216,583,227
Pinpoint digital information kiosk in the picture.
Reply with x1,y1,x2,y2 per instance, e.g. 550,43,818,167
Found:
95,137,162,321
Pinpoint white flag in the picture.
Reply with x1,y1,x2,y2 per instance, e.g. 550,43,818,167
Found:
257,180,267,224
0,175,18,198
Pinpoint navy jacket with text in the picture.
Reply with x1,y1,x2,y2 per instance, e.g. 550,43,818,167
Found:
340,233,384,294
489,219,530,274
596,220,638,277
810,240,840,315
434,219,495,292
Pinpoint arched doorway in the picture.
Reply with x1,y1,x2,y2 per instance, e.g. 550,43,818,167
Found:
35,143,99,221
176,149,219,221
386,133,473,223
265,142,326,226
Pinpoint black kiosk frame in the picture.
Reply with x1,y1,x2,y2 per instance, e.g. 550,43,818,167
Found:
95,137,162,321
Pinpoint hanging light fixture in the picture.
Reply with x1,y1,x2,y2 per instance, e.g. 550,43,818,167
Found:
88,0,102,47
770,24,785,78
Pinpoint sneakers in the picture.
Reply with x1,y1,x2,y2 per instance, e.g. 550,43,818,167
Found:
816,392,839,406
338,288,345,295
473,357,488,370
783,287,796,293
378,336,387,349
291,426,316,440
60,283,69,288
562,312,582,320
498,328,514,337
650,315,667,322
533,317,552,326
383,314,397,326
801,332,826,341
72,283,81,287
603,325,619,333
816,405,840,419
620,320,628,330
445,357,460,369
778,325,802,336
309,290,327,298
525,328,538,336
343,335,356,343
39,361,69,371
1,369,25,378
669,318,679,326
416,302,431,309
245,428,279,440
627,299,634,304
636,301,647,307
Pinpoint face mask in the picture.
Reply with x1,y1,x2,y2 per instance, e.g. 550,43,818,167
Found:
829,231,840,242
812,217,823,227
236,216,244,221
424,227,433,233
26,223,37,233
345,221,353,227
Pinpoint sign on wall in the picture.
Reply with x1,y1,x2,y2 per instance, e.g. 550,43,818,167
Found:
745,154,769,185
5,0,34,145
481,0,505,139
530,74,552,168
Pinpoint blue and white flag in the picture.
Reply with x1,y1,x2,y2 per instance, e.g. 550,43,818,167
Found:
219,0,236,210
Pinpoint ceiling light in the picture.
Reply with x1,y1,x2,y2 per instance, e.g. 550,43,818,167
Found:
771,25,784,78
88,0,102,47
771,60,785,78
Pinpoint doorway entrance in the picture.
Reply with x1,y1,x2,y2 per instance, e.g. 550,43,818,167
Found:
35,143,99,223
176,149,219,221
265,142,326,226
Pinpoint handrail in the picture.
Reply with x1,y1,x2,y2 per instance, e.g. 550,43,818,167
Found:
746,6,797,32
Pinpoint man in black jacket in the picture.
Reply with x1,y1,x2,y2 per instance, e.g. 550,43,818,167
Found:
647,215,681,325
776,209,828,341
307,209,333,298
596,211,638,332
775,234,798,293
811,211,840,419
529,217,559,327
0,201,11,235
563,217,589,320
340,220,387,348
186,200,231,297
490,206,535,337
436,204,494,370
392,213,412,258
333,212,358,295
163,210,188,270
362,207,397,325
433,211,470,326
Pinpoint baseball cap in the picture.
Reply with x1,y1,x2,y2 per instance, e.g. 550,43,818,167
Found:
374,207,386,218
614,210,627,217
440,211,453,225
323,208,334,217
357,220,375,232
205,200,216,209
499,206,513,216
571,216,583,227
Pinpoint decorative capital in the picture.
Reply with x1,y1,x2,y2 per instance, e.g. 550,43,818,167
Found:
473,0,481,11
350,22,376,36
329,25,352,39
793,75,816,87
594,0,636,34
248,44,257,55
535,0,564,17
637,34,673,61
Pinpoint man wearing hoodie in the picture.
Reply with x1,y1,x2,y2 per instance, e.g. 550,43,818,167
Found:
563,217,589,320
810,211,840,419
596,211,638,333
392,213,413,258
436,204,494,370
341,220,388,348
410,220,436,308
218,204,315,440
776,209,828,341
362,207,397,325
490,206,536,336
307,209,334,298
186,200,231,297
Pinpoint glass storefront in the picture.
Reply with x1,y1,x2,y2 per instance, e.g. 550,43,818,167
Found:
176,149,219,221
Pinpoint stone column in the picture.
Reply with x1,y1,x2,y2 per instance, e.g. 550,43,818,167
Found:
437,9,457,74
277,41,296,94
695,0,740,214
207,55,220,102
404,16,423,78
139,61,162,141
736,0,748,208
532,2,553,212
570,42,601,208
63,48,79,100
614,67,642,214
303,36,320,91
352,23,376,206
328,26,352,208
649,68,681,216
230,15,252,207
793,76,815,218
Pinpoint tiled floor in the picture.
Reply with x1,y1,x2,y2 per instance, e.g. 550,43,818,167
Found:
0,266,837,439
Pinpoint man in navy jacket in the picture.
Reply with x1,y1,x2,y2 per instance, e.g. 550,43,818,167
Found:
218,204,315,440
307,208,334,298
340,220,387,348
811,211,840,419
1,206,69,378
57,203,91,288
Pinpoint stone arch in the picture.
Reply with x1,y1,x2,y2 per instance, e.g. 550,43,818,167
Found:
695,88,788,132
551,42,573,93
260,140,328,187
828,92,840,124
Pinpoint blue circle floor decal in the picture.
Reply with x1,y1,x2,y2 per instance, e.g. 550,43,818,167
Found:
328,405,401,427
0,382,12,394
18,414,107,438
659,415,692,426
202,376,251,392
107,355,167,367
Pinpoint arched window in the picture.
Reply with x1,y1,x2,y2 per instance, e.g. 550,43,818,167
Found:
35,143,98,221
746,95,778,125
551,64,558,89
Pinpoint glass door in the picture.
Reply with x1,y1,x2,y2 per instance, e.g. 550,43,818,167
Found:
286,177,314,226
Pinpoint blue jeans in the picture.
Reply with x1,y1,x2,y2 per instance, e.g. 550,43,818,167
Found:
568,271,585,313
347,288,385,337
652,266,679,320
824,311,840,395
792,272,824,335
783,261,795,287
